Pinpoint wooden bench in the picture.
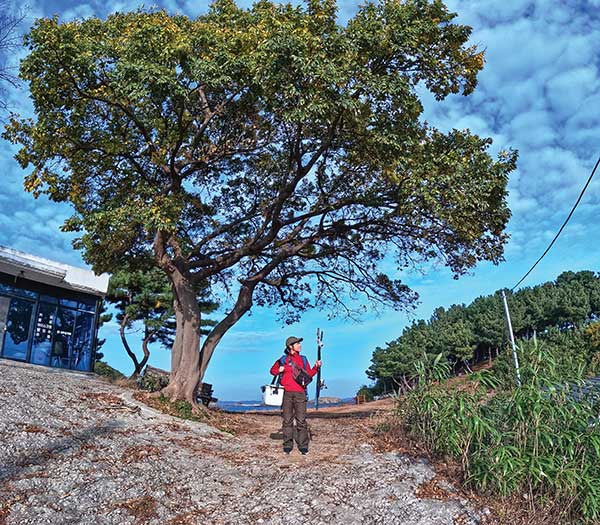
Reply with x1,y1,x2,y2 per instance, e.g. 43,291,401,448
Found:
197,382,218,407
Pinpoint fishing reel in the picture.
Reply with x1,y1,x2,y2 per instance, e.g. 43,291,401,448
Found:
318,379,326,390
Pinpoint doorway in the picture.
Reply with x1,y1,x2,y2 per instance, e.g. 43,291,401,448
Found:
0,295,35,361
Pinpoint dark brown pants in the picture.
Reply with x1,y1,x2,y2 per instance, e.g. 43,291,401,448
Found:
282,390,309,450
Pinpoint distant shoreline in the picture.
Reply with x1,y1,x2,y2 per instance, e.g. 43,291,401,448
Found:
216,397,356,413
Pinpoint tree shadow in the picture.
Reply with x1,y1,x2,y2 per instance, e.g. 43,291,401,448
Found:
307,411,374,419
1,420,122,482
242,410,376,419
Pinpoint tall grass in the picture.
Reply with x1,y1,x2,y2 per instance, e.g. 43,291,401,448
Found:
399,342,600,524
490,331,597,389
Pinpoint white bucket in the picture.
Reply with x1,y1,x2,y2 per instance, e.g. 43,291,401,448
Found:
262,384,284,406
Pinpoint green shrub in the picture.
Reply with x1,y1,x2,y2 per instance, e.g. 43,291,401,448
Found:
492,332,597,389
172,399,194,419
138,372,169,392
411,352,452,385
356,385,375,401
469,369,502,390
156,394,205,422
94,361,125,381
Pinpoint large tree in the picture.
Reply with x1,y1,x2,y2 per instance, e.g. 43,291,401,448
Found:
6,0,517,403
107,261,218,378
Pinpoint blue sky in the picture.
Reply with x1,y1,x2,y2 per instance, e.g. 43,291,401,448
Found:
1,0,599,401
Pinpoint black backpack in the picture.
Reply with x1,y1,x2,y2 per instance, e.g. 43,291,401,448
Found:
279,354,313,388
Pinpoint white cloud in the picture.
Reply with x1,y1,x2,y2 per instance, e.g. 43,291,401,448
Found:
60,3,96,20
546,66,600,122
507,110,556,149
507,189,538,214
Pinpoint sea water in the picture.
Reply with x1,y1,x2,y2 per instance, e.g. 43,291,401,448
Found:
216,398,355,412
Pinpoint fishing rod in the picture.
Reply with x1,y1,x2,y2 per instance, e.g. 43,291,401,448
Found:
315,328,326,410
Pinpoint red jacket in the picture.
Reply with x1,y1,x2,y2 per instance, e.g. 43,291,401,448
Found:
270,352,319,393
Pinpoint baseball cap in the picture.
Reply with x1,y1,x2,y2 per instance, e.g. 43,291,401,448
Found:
285,336,303,348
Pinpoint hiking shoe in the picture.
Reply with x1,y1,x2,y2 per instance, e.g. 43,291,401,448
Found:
283,448,292,454
299,448,308,455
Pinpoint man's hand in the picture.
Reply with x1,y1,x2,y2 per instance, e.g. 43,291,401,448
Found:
278,366,285,373
315,360,322,368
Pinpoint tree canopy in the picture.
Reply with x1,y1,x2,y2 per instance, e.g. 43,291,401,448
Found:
6,0,516,402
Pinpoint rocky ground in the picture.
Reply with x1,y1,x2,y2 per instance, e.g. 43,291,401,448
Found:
0,359,489,525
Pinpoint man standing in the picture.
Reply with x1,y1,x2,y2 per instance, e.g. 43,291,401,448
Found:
270,336,322,455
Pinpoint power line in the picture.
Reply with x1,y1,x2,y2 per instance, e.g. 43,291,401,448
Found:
511,155,600,291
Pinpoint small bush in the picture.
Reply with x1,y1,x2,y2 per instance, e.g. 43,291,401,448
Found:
94,361,125,381
172,399,194,419
356,385,375,402
469,369,502,390
154,394,205,422
137,372,169,392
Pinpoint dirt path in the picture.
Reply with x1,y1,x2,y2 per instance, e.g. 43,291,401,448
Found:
0,360,488,525
221,398,394,462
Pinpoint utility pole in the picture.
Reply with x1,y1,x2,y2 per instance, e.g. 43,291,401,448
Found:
501,290,522,387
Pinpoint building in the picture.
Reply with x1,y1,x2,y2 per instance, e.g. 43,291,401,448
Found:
0,246,109,372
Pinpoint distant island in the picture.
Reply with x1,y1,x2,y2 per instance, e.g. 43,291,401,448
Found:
317,397,342,404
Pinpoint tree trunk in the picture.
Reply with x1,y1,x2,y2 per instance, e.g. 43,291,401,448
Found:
161,271,202,404
121,314,142,379
170,297,184,380
199,282,255,382
153,229,301,401
139,325,152,374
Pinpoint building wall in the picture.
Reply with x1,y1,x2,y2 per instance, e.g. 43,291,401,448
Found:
0,272,100,372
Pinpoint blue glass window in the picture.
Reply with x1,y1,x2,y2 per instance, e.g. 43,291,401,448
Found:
72,312,95,372
31,302,56,366
1,297,34,360
51,307,76,369
0,282,38,300
1,275,100,371
59,298,79,309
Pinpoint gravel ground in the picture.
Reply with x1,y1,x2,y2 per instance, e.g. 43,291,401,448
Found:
0,359,488,525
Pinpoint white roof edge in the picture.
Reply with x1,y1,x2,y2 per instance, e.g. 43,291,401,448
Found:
0,245,110,296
